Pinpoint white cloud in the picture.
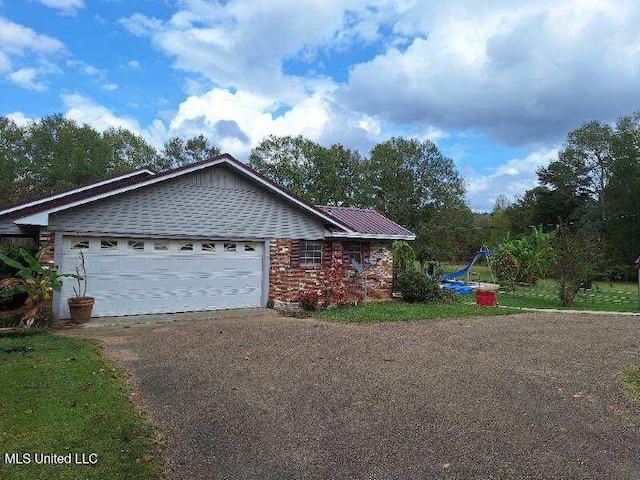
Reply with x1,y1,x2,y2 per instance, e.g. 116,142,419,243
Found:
466,147,559,211
119,2,392,100
343,0,640,146
62,93,147,135
358,115,381,136
66,60,105,77
35,0,84,15
8,68,47,91
126,59,141,70
0,52,10,74
168,86,336,157
102,83,118,91
0,17,65,56
0,17,66,89
5,111,33,126
60,94,170,150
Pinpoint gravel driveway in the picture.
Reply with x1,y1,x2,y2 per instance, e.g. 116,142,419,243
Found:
69,310,640,479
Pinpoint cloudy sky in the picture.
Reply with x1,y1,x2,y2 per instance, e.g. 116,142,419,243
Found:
2,1,639,211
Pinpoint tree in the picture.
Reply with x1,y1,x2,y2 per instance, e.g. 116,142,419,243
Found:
103,127,166,173
0,117,28,204
362,137,468,260
162,134,220,168
249,135,315,199
0,115,170,206
362,137,466,228
537,120,614,222
605,113,640,266
249,135,361,205
551,222,602,307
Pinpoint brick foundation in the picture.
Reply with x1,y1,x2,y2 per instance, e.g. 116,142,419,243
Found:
269,239,393,307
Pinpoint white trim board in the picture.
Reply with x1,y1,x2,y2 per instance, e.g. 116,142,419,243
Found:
328,232,416,241
0,169,154,216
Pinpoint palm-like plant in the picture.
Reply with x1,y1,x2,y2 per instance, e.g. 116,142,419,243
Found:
0,248,80,328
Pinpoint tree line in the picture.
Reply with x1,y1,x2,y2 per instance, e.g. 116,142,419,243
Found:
488,112,640,279
0,114,220,206
3,111,639,278
0,115,475,261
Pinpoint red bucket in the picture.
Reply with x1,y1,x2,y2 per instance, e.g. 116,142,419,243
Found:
476,290,497,307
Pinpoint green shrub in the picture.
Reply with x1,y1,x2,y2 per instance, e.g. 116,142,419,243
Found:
0,310,50,328
392,240,417,274
397,270,457,304
492,248,519,290
0,243,34,311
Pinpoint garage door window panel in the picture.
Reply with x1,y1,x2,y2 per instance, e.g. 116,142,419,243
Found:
100,239,119,251
70,238,90,251
154,240,170,252
202,242,217,253
179,242,194,252
128,240,145,252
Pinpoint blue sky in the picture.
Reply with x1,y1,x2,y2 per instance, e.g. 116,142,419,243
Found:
2,1,640,211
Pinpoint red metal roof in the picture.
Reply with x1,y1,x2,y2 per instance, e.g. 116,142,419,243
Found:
315,205,414,237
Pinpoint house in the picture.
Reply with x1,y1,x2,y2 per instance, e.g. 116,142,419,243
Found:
0,154,415,320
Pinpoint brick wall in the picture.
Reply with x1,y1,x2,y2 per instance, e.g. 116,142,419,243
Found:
269,239,393,307
38,229,55,267
38,228,55,314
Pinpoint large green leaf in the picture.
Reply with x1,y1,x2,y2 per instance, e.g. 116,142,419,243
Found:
0,253,24,271
20,248,44,273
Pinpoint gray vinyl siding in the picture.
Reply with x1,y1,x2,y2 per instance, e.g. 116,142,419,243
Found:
0,217,27,236
49,165,328,239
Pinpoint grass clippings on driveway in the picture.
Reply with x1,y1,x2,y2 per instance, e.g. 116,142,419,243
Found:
314,300,518,323
0,332,163,480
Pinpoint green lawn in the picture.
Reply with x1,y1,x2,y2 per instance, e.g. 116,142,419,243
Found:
496,279,638,312
443,263,638,312
623,364,640,402
0,333,164,480
314,301,518,323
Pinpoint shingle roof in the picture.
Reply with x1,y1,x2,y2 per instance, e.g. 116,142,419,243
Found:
315,205,414,237
1,154,415,240
0,169,154,219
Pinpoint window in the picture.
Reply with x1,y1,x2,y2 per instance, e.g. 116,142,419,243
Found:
71,239,89,250
100,239,118,251
154,241,169,252
348,242,363,265
224,243,236,252
179,243,194,251
127,240,145,252
202,242,216,252
244,244,256,252
301,240,322,265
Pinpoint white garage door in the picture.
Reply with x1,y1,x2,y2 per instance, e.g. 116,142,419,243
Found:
58,236,263,318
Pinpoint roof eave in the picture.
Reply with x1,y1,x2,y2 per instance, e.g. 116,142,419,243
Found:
0,168,154,217
327,232,416,241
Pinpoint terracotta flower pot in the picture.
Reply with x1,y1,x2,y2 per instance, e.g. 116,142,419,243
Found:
68,297,95,324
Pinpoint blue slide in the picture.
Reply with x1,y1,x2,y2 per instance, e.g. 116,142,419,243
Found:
441,249,492,282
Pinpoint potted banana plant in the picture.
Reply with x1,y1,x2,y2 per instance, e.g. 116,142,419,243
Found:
67,250,94,324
